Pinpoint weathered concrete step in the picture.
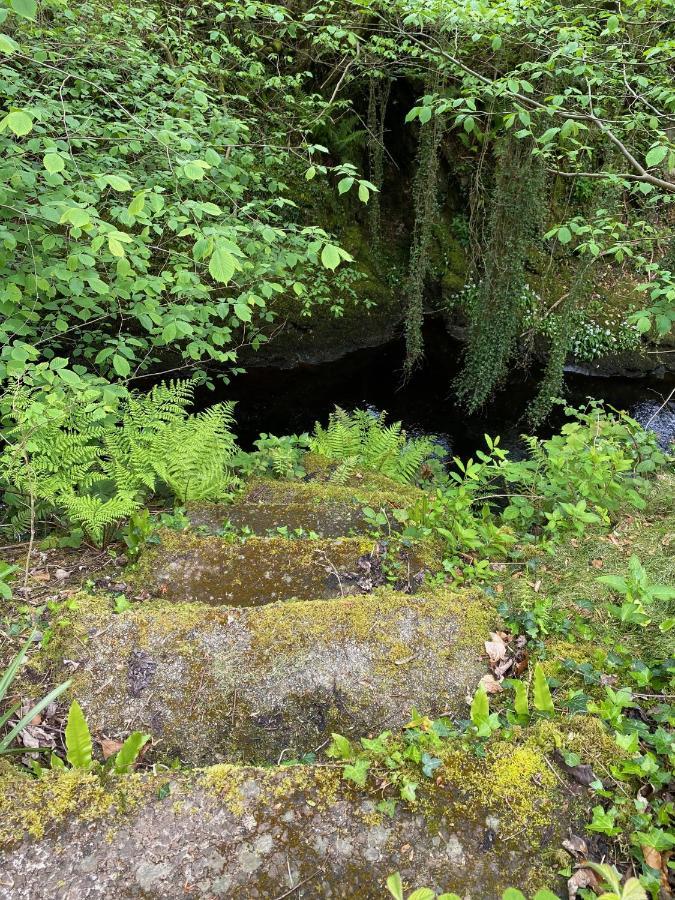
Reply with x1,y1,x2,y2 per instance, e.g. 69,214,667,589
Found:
0,731,578,899
130,533,413,606
42,588,490,765
187,476,422,537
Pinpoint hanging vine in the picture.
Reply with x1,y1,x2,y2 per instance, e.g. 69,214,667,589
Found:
455,135,545,410
366,76,391,250
403,98,446,377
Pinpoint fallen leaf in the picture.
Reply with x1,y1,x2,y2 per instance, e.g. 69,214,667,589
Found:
100,738,123,760
642,845,661,872
479,673,504,694
54,568,71,581
553,749,598,787
494,657,514,678
514,650,529,676
562,834,588,861
533,579,542,592
590,559,604,569
485,633,507,666
567,866,600,899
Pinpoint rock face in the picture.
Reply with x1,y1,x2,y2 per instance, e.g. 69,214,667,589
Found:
45,587,489,765
0,746,572,900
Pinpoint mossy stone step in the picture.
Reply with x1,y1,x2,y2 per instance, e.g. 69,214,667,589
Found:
0,726,586,899
41,588,490,765
187,476,423,537
131,533,414,606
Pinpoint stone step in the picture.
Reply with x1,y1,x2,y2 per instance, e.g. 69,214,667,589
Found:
186,476,422,537
0,730,578,899
42,588,490,765
129,533,425,606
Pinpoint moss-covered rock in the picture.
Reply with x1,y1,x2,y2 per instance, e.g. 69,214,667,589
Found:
38,587,491,765
0,739,576,898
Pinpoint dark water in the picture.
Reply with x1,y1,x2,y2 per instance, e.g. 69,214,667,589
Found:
222,331,675,456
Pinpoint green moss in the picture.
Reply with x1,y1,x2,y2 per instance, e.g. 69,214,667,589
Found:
0,764,148,846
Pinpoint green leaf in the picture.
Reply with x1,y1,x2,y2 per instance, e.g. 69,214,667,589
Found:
113,732,150,773
502,890,527,900
327,733,353,760
470,682,489,728
343,757,370,787
0,109,33,136
532,892,560,900
233,302,252,322
43,152,65,174
511,679,529,717
557,226,572,244
0,34,19,54
386,873,404,900
358,182,370,203
128,192,146,216
645,145,667,168
635,316,651,334
418,106,432,124
209,243,239,284
400,780,418,802
104,175,132,192
408,890,435,900
65,700,93,769
112,354,131,377
60,207,91,228
10,0,37,20
320,243,342,270
108,236,125,258
337,176,354,195
533,662,555,714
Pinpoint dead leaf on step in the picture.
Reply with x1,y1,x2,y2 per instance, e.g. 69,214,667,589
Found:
494,657,514,678
567,866,599,899
485,633,507,667
100,738,123,760
479,673,504,694
562,834,588,861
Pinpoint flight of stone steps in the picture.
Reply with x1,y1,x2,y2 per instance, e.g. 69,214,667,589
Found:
0,474,573,898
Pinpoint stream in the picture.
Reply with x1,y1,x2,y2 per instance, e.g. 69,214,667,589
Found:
223,332,675,456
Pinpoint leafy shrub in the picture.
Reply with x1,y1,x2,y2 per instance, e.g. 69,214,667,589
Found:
232,433,310,480
0,380,238,544
309,407,442,485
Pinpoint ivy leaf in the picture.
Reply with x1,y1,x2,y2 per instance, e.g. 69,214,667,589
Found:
400,780,418,802
65,700,93,769
112,354,131,377
0,109,33,136
320,243,342,270
343,757,370,787
10,0,37,20
209,243,237,284
533,663,555,714
326,733,353,760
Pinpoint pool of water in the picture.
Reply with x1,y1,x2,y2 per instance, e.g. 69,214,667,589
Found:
219,331,675,456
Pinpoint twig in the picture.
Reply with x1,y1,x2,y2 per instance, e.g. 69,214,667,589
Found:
271,869,322,900
645,386,675,428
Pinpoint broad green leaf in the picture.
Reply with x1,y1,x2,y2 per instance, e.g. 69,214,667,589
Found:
502,890,527,900
114,731,150,773
337,176,354,195
105,175,132,191
635,317,651,334
386,873,404,900
0,109,33,136
511,679,529,717
128,192,146,216
645,145,667,168
43,152,65,174
108,236,125,257
327,732,353,760
408,890,435,900
65,700,93,769
358,182,370,203
343,757,370,787
60,207,91,228
0,34,19,54
112,354,131,377
233,302,252,322
533,663,554,714
532,892,561,900
320,243,342,270
10,0,37,20
418,106,432,124
209,244,237,284
557,226,572,244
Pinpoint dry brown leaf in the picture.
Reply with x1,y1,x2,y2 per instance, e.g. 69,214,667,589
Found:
100,738,124,760
562,835,588,861
567,867,600,899
533,579,542,592
590,559,604,569
485,633,507,666
642,845,661,871
479,673,504,694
